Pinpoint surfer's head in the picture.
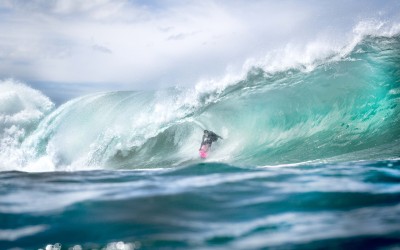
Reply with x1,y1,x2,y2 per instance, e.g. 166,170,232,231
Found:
204,130,209,134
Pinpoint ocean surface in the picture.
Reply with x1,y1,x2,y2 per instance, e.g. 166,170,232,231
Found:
1,30,400,249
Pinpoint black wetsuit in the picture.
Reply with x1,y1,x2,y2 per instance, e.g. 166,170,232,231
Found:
200,130,222,150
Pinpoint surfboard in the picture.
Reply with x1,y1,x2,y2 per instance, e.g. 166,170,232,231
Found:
199,145,209,159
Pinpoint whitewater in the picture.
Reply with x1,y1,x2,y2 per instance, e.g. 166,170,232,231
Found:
1,22,400,249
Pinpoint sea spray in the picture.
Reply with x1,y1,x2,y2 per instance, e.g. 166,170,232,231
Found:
0,79,54,171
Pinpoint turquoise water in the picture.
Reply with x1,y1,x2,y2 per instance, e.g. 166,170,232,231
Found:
1,160,400,249
0,35,400,249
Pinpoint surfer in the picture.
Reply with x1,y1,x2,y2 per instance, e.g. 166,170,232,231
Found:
199,130,223,151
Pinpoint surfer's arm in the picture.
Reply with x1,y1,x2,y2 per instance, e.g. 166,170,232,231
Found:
214,133,223,140
209,131,221,140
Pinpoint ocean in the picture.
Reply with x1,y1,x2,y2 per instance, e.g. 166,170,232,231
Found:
1,32,400,249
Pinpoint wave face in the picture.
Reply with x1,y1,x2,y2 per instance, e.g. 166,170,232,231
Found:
1,35,400,171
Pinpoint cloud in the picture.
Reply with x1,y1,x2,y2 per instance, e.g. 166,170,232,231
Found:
92,44,112,54
0,0,134,20
167,31,199,41
0,0,399,102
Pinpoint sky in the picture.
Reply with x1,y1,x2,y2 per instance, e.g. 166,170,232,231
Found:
0,0,400,104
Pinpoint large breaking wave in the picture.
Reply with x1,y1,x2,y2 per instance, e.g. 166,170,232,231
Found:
1,23,400,171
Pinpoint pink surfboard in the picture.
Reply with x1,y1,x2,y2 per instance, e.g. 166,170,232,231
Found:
199,145,209,159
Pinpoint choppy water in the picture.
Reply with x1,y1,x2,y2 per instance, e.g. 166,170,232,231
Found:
1,160,400,249
1,24,400,249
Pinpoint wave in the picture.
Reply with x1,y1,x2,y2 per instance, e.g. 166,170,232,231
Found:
0,79,54,171
1,24,400,171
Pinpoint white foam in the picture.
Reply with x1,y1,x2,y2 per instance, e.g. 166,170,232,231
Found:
193,20,400,97
0,225,48,241
0,79,54,171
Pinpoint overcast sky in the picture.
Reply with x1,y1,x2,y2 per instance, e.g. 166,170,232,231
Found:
1,0,399,104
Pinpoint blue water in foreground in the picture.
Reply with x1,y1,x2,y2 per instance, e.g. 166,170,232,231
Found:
1,160,400,249
1,34,400,249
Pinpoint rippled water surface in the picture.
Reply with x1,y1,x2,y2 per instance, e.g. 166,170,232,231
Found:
1,160,400,249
